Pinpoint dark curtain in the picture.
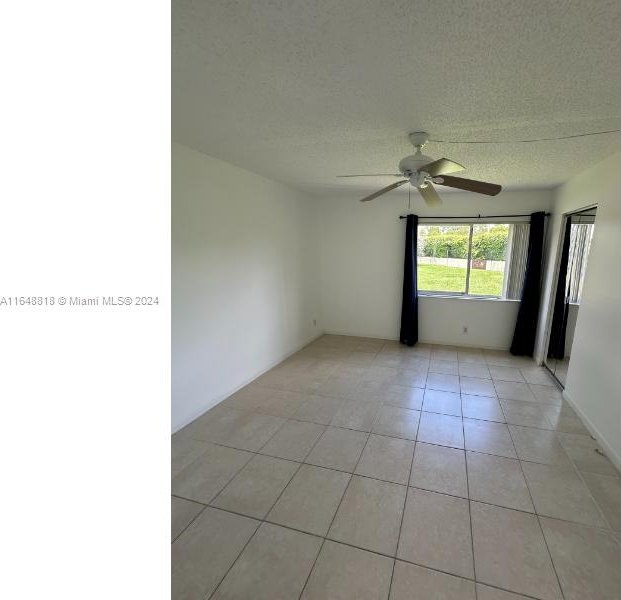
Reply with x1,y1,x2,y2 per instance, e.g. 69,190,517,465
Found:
510,211,546,356
400,214,419,346
548,216,572,359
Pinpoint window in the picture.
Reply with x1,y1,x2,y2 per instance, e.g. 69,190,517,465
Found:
417,223,528,299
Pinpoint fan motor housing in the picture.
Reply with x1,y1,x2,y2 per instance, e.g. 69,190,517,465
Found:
398,152,435,176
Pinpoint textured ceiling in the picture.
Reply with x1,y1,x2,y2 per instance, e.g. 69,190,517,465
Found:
173,0,621,196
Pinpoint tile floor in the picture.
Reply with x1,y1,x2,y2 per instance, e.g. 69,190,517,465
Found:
172,335,621,600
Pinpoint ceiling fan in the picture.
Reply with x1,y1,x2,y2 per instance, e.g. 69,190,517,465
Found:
337,132,502,205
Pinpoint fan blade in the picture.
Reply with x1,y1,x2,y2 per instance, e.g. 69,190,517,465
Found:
436,175,502,196
419,158,465,176
337,174,402,178
418,184,442,206
360,180,408,202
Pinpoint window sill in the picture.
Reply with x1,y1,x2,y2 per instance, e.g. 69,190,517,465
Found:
418,293,520,303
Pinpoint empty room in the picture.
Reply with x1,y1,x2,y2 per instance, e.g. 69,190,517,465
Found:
171,2,620,599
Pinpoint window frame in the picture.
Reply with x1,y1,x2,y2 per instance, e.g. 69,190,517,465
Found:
416,222,513,300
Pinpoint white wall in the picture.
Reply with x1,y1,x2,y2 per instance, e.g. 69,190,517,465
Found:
172,144,320,432
318,190,553,349
537,152,621,468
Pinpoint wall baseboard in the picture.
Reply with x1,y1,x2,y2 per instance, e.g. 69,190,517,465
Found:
562,389,621,472
323,329,510,351
172,330,324,434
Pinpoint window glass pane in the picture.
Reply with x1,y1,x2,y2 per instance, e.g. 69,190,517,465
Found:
468,224,510,297
417,225,468,293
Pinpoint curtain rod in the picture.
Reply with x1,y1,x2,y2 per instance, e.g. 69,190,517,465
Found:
399,213,551,220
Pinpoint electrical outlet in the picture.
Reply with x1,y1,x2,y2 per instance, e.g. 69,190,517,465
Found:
462,326,468,334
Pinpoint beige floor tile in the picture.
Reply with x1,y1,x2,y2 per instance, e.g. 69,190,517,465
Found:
219,382,274,411
493,381,536,402
372,405,420,440
520,367,555,386
426,372,460,393
390,561,476,600
189,408,286,451
540,517,621,600
383,385,424,410
317,366,367,399
393,368,428,388
172,496,204,541
582,472,621,531
543,411,589,434
354,380,395,403
429,359,459,375
500,399,553,429
341,350,377,367
488,366,525,382
528,383,563,404
460,376,496,397
410,442,468,498
171,437,213,478
462,394,505,422
331,400,380,432
398,488,473,578
467,452,533,512
253,389,308,418
556,432,620,477
355,434,414,485
172,507,260,600
305,427,368,472
259,420,325,461
211,523,322,600
463,419,516,458
417,412,464,449
301,541,393,600
364,365,400,384
422,389,462,416
292,395,343,425
521,462,608,527
267,465,350,536
459,363,491,379
172,444,254,504
509,425,572,466
476,584,532,599
458,349,486,364
483,350,516,367
211,454,298,518
471,502,562,599
432,348,459,362
328,475,406,556
373,352,413,369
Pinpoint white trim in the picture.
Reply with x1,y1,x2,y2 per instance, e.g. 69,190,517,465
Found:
172,331,325,433
539,203,598,365
322,329,510,351
562,389,621,472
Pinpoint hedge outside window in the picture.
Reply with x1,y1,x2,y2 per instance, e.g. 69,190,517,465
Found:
417,223,526,298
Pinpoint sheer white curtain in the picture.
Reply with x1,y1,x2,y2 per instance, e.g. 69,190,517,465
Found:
504,223,530,300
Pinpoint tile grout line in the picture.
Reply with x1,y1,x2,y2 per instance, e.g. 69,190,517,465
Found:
387,387,422,600
503,401,567,600
296,423,375,599
173,500,586,600
173,341,618,599
460,393,479,600
171,502,207,544
206,411,330,600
